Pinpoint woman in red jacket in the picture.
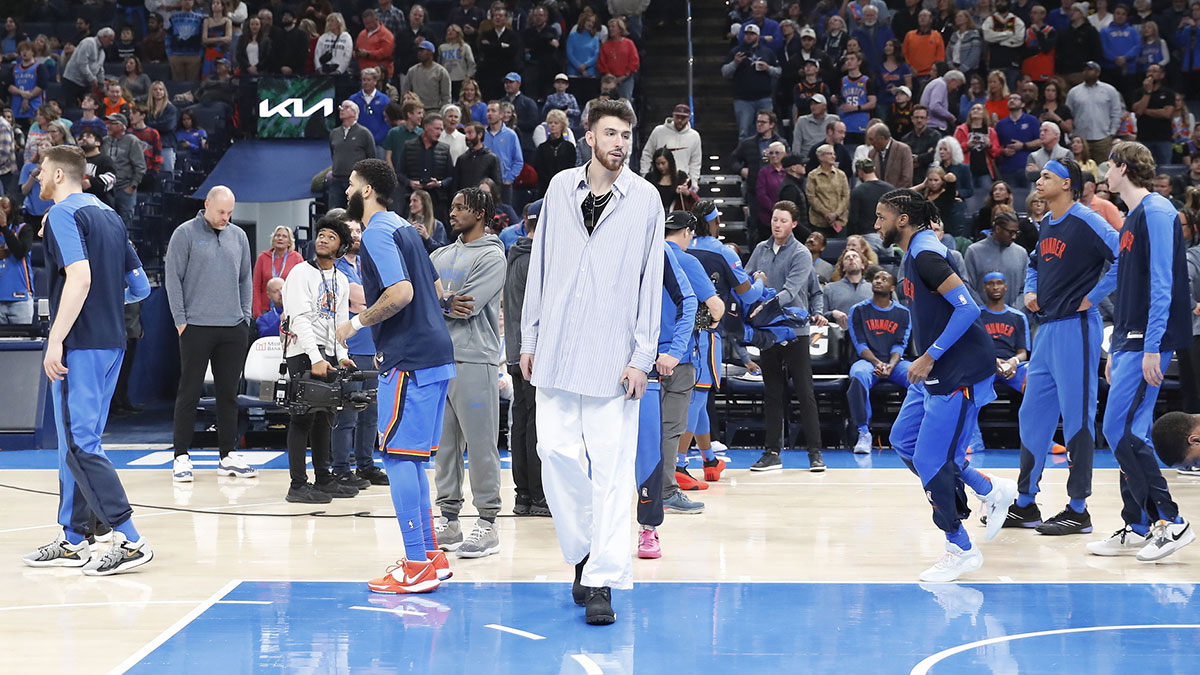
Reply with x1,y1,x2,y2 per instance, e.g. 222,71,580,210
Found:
954,103,1002,217
598,17,639,101
252,226,304,318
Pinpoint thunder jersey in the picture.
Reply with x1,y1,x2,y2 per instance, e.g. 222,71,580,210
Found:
840,74,872,133
1110,192,1192,354
900,229,995,394
0,222,33,301
1025,201,1119,323
359,210,455,375
981,306,1030,360
11,61,45,119
848,300,911,360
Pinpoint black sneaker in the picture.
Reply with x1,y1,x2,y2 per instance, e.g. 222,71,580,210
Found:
750,451,783,472
1036,507,1093,535
529,499,552,517
356,465,390,485
585,586,616,625
287,483,333,504
335,472,371,489
808,450,826,473
1000,502,1043,529
316,479,358,498
513,501,531,516
573,554,590,606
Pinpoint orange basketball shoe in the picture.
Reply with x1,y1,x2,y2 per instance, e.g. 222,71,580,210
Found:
426,550,453,580
367,559,441,594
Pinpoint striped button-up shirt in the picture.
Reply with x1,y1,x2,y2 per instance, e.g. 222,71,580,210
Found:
521,163,665,398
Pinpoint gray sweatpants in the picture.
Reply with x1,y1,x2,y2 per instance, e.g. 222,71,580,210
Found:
435,361,502,520
660,363,695,495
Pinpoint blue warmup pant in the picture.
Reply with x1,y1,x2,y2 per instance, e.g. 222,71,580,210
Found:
847,359,911,431
686,387,710,436
635,380,663,527
1102,350,1181,526
55,349,136,539
890,378,996,537
1018,311,1101,502
966,361,1027,452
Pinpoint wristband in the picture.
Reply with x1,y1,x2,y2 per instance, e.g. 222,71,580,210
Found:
350,316,364,331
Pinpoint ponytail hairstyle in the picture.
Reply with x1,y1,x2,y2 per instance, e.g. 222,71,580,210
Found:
878,188,941,232
692,198,719,237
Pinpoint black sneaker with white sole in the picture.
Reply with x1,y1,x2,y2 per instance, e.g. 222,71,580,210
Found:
750,451,783,471
1036,507,1092,535
357,465,390,485
998,501,1042,528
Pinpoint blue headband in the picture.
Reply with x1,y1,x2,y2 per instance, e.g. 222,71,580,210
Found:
1044,160,1070,179
705,206,720,222
983,272,1006,283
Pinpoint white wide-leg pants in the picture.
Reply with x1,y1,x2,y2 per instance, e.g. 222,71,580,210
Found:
536,386,639,590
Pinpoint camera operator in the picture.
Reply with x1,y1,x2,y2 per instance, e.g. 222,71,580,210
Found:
281,213,357,504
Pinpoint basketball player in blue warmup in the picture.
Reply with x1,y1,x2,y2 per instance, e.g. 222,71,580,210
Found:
22,146,153,575
663,212,724,491
875,188,1017,582
636,237,698,557
847,269,912,454
336,159,456,594
1011,159,1120,535
1087,142,1194,561
966,272,1031,454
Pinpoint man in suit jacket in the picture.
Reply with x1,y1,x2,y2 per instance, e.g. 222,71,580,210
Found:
865,123,913,188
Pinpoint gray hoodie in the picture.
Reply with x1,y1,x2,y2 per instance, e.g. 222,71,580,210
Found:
430,233,507,365
503,235,533,366
747,235,825,335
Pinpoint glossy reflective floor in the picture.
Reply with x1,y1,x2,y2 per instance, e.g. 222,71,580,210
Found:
2,448,1199,674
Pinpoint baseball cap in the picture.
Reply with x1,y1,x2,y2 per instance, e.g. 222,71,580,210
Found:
105,112,128,126
897,85,912,98
554,72,569,82
505,72,522,82
810,93,827,105
673,103,691,115
799,27,816,38
782,154,803,168
743,23,760,34
1084,60,1101,70
665,210,695,231
418,40,435,51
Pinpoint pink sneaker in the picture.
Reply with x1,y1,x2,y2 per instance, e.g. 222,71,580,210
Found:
638,527,661,559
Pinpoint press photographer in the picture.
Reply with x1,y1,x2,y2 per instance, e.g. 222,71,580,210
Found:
281,213,357,504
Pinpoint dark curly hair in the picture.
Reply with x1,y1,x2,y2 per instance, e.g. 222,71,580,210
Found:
455,186,495,227
878,188,940,231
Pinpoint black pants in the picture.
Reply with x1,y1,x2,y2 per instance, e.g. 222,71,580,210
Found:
508,364,543,503
173,323,250,458
761,338,821,453
113,337,138,408
1178,335,1200,414
286,354,334,489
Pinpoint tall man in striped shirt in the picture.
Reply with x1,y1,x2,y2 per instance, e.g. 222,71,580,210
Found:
520,100,665,626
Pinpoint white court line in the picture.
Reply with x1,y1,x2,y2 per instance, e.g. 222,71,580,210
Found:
910,624,1200,675
233,577,1200,586
533,575,548,582
0,499,295,535
215,600,272,605
348,605,430,618
0,600,202,612
571,654,603,675
484,624,546,640
998,576,1014,582
107,579,241,675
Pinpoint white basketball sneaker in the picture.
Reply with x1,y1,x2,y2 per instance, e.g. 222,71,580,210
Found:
919,541,983,583
172,454,194,483
1087,525,1150,556
980,477,1018,543
217,452,258,478
1137,519,1195,562
853,430,872,455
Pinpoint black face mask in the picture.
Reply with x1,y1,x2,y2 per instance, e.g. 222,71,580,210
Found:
282,19,295,29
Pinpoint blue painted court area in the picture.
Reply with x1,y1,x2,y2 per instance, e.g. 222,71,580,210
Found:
128,581,1200,674
0,447,1123,471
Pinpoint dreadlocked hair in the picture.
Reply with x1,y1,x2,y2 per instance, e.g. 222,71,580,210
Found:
878,188,940,230
456,186,495,226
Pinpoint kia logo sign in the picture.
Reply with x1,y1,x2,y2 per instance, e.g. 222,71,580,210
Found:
258,97,334,118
